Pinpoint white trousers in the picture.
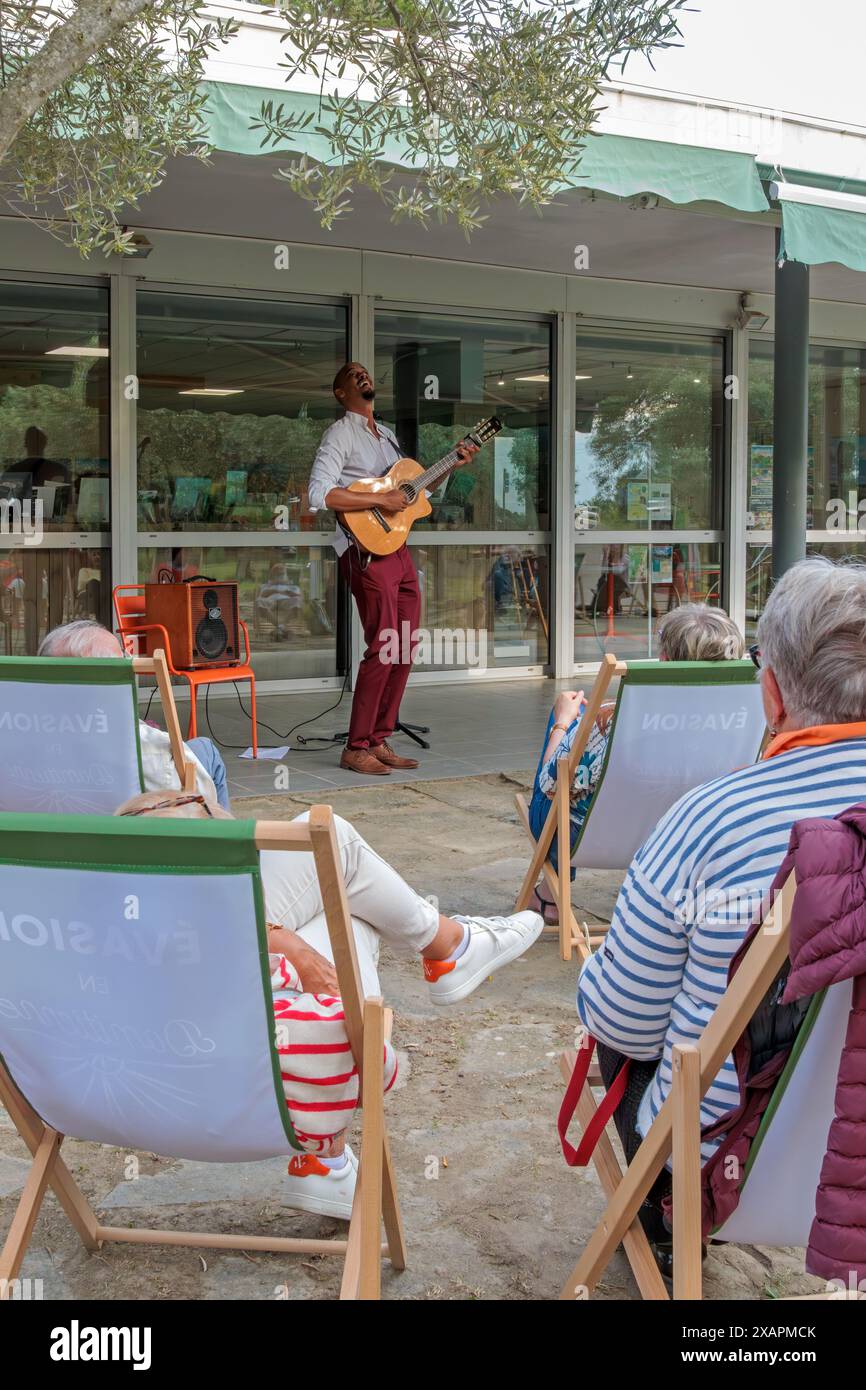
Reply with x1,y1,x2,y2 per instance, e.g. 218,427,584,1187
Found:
259,811,440,997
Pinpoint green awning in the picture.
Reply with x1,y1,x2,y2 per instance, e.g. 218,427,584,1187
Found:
564,132,768,212
778,199,866,273
202,80,417,168
201,80,770,215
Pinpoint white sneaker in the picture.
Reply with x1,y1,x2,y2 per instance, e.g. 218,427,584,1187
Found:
284,1145,358,1220
423,911,544,1006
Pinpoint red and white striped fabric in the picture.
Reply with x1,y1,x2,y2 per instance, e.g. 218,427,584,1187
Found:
269,953,397,1155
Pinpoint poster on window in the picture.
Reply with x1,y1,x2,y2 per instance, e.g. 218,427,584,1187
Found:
626,481,672,522
627,546,647,585
651,545,673,584
749,445,773,529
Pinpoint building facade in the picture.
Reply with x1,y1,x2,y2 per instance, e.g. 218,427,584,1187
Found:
2,1,866,693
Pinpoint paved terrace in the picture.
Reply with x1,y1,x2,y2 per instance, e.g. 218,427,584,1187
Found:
1,695,824,1298
187,676,571,799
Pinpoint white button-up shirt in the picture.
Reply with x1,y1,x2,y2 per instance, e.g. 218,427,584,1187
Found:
138,722,217,802
308,410,404,556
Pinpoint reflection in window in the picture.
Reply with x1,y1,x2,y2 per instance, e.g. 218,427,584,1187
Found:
574,333,724,532
412,543,549,669
136,293,348,532
0,282,110,651
575,542,722,663
374,311,551,532
745,540,866,641
745,342,866,639
748,340,866,534
138,546,338,681
0,548,110,655
0,283,110,536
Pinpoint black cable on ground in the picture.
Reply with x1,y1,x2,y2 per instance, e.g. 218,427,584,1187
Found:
200,668,351,752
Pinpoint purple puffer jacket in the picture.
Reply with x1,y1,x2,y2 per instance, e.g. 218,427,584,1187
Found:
698,804,866,1282
781,806,866,1283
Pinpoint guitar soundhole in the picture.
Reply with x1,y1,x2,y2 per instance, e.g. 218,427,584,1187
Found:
400,484,416,503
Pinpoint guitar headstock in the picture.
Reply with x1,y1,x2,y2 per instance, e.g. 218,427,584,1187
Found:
464,416,503,448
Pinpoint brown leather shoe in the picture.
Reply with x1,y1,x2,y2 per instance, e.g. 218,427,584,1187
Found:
340,747,391,775
368,740,419,770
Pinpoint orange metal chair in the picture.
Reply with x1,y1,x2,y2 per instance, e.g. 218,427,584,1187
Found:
112,584,258,758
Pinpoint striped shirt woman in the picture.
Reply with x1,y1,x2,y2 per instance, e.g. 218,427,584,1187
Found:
577,732,866,1159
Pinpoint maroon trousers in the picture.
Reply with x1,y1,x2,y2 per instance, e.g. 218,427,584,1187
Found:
340,545,420,750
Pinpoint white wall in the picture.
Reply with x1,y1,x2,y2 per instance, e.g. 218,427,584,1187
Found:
621,0,866,130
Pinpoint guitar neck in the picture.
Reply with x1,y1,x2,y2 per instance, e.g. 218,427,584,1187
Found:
414,443,468,493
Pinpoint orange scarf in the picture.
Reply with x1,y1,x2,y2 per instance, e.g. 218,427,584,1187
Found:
763,722,866,761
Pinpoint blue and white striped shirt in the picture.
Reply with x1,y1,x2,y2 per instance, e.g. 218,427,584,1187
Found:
577,737,866,1158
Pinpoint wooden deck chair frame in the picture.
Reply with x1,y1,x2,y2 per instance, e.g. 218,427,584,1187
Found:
514,654,626,962
556,871,862,1302
136,649,197,792
0,649,196,806
515,655,764,962
0,806,406,1302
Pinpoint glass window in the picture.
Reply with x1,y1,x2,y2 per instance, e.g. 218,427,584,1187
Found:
138,545,339,681
0,548,111,655
745,538,866,643
748,339,866,533
0,282,110,537
373,311,551,532
136,293,348,532
414,542,549,670
0,281,110,650
575,542,723,663
745,340,866,635
574,332,725,531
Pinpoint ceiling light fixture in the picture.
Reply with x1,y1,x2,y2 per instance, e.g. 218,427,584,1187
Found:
46,345,109,358
178,387,244,397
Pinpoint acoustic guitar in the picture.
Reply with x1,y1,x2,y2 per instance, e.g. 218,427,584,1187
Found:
337,416,502,557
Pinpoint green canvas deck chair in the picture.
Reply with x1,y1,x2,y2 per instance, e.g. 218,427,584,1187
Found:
0,651,195,814
515,654,766,962
0,807,405,1302
558,873,862,1302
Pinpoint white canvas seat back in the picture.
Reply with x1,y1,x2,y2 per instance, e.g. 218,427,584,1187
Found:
715,978,852,1248
0,657,145,814
0,814,297,1163
573,661,765,870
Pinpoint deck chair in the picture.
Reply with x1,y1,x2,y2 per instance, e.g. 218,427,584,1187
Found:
0,650,195,814
558,871,862,1301
515,655,766,961
0,806,405,1301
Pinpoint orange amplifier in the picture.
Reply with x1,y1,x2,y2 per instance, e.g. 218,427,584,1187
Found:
144,581,241,669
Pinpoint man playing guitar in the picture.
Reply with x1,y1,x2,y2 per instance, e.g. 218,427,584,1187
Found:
308,362,478,776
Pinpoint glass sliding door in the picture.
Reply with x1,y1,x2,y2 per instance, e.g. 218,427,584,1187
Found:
746,338,866,639
136,291,348,681
573,329,726,664
0,280,110,652
374,309,552,673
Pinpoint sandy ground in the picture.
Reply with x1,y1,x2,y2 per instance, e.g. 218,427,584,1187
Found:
1,771,825,1301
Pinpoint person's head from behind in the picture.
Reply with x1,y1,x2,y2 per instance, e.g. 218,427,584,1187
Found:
115,788,231,820
656,604,744,663
38,619,123,660
756,557,866,734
